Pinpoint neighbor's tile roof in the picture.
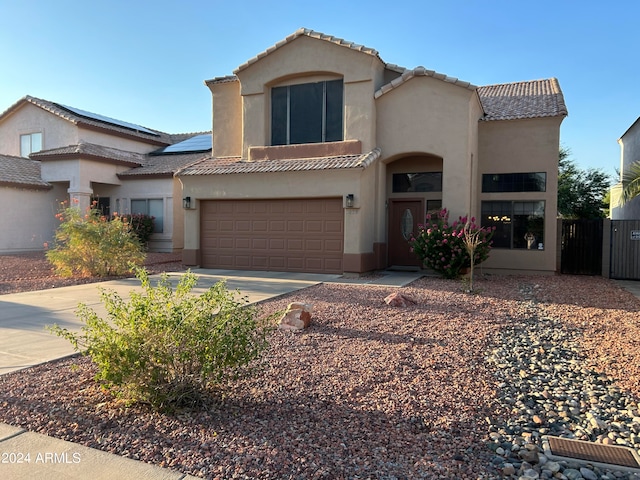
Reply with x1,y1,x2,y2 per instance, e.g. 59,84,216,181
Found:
375,66,476,98
477,78,568,121
0,154,51,190
28,141,209,178
0,96,173,145
30,142,146,167
234,28,383,74
178,148,382,176
118,152,211,178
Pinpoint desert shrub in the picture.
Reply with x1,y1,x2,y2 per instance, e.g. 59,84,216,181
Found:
409,208,493,279
46,201,145,277
118,214,155,248
49,268,277,411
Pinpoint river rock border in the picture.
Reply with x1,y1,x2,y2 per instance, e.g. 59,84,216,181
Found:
485,284,640,480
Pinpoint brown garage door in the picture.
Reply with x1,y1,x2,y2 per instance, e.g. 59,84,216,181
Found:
200,198,344,273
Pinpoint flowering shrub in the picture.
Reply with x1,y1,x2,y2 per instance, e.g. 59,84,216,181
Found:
46,201,145,277
409,208,494,279
118,214,155,248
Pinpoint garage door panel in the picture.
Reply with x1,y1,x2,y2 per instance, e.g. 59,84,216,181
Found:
219,220,234,231
325,220,343,233
287,220,304,231
287,239,303,250
269,257,286,269
233,238,249,249
250,238,267,249
270,239,285,249
201,198,343,273
235,220,251,231
219,238,234,248
305,239,323,251
325,258,342,271
270,220,286,231
324,239,343,252
253,220,268,231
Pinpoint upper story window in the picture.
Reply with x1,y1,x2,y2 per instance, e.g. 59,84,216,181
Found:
271,79,343,146
20,132,42,157
482,172,546,192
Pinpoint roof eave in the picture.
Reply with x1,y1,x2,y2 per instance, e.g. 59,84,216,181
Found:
31,151,142,168
0,181,52,191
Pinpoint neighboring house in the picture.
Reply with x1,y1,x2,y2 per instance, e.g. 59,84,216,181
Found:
611,117,640,219
0,96,210,253
177,28,567,274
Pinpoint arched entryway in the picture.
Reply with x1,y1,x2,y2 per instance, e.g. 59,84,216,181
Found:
386,154,443,269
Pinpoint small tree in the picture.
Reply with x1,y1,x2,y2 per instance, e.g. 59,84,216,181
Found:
46,201,145,277
558,147,611,218
462,220,485,292
49,268,278,411
410,209,493,279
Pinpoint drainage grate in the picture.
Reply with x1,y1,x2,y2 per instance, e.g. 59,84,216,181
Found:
543,436,640,473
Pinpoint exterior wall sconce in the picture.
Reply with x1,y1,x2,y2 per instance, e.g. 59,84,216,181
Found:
183,196,192,209
345,194,355,208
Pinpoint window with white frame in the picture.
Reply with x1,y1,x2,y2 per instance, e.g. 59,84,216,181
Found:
20,132,42,157
131,199,164,233
271,79,343,145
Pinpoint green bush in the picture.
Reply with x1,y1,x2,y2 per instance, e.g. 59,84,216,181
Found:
46,201,145,277
118,214,155,248
409,208,494,279
49,268,277,411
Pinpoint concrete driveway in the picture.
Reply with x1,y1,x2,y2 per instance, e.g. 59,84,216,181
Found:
0,269,340,375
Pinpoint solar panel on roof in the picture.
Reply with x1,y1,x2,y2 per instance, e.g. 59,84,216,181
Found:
157,134,212,154
56,104,160,136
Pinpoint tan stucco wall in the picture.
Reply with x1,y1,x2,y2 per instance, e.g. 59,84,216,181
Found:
0,104,161,157
0,184,66,253
234,36,385,159
95,177,178,252
477,116,563,273
209,80,242,157
0,104,78,156
376,76,482,221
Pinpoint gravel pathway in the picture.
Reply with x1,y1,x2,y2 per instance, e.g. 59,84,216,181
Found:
0,271,639,479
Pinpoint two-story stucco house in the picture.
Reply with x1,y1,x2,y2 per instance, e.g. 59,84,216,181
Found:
0,96,210,253
177,28,567,274
611,117,640,220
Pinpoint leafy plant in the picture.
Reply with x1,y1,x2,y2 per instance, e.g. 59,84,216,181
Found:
409,208,493,279
46,201,145,277
48,268,277,411
118,213,155,248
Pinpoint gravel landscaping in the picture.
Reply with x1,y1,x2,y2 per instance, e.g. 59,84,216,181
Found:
1,253,640,479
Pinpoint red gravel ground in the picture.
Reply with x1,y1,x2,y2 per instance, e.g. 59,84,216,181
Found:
1,254,639,479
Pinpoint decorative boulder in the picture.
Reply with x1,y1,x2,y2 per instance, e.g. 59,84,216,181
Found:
278,302,313,331
384,292,417,307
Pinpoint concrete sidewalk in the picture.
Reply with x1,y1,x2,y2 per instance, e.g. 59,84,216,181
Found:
0,268,422,479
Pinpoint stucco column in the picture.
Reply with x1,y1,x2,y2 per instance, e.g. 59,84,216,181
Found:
67,187,93,213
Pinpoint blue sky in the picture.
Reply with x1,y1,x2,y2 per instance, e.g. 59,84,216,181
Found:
1,0,637,178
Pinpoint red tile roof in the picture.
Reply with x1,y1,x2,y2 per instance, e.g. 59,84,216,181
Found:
0,154,51,190
234,28,383,74
178,148,382,176
477,78,568,121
